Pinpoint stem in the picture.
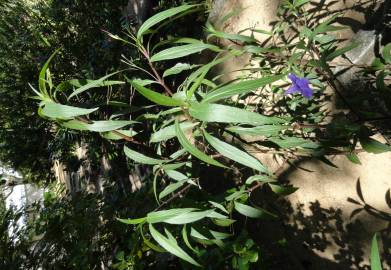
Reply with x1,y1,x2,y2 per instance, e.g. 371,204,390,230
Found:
140,48,174,96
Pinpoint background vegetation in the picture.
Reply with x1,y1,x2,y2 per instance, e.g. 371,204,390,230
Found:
0,0,389,269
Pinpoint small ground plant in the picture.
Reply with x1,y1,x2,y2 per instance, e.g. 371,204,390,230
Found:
32,1,390,268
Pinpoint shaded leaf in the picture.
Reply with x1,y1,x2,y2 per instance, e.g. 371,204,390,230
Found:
137,5,196,39
175,120,226,168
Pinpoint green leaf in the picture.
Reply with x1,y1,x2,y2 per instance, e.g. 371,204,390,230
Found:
325,43,358,61
159,180,186,200
234,202,277,219
41,102,98,119
150,43,220,62
147,208,197,223
371,233,383,270
175,120,227,168
346,152,362,165
209,201,229,214
189,103,285,125
212,218,236,227
269,136,319,149
204,131,269,173
164,210,218,224
150,122,198,143
131,81,183,106
163,63,198,77
62,120,135,132
361,138,391,154
245,175,275,185
68,72,123,99
382,43,391,64
165,170,188,181
39,49,59,96
226,125,286,137
268,183,298,196
202,75,284,103
124,146,166,165
137,5,197,39
101,130,138,140
149,224,201,267
117,217,146,225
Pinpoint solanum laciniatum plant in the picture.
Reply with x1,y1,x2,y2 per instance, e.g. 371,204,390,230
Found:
33,1,391,268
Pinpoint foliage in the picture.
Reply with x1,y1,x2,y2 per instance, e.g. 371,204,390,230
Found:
0,0,129,182
25,0,391,268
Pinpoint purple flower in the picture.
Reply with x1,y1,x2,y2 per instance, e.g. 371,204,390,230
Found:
285,74,313,100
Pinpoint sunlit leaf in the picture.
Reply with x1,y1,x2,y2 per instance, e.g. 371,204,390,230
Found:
360,138,391,154
62,120,135,132
41,102,98,119
234,202,277,219
150,122,198,143
204,131,269,173
371,233,383,270
131,81,183,106
151,43,220,62
202,75,284,103
159,180,186,200
124,146,166,165
163,63,198,77
68,72,123,99
149,224,201,266
189,103,285,125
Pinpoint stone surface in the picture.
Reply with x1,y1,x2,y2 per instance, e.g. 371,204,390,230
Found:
210,0,390,268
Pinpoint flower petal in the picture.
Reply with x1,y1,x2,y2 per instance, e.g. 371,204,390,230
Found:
301,86,313,99
288,73,299,83
285,85,300,95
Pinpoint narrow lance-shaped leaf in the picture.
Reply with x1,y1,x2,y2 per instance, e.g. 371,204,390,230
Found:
189,103,286,125
202,74,284,103
68,71,123,99
325,43,358,61
62,120,136,132
203,131,269,173
149,224,201,267
150,121,198,143
159,180,186,200
124,146,166,165
131,81,183,107
150,43,221,62
175,120,227,168
137,5,197,39
360,138,391,154
371,233,383,270
163,63,198,78
234,202,277,219
39,49,60,96
42,102,98,119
